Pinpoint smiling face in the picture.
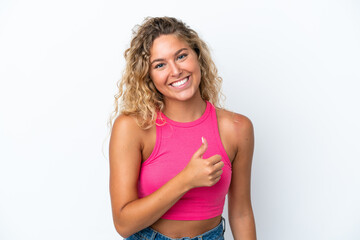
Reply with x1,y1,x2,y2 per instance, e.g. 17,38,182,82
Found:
149,34,202,104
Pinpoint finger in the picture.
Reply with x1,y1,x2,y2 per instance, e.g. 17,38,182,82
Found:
212,175,221,185
193,137,208,158
207,154,222,165
213,160,224,170
213,169,223,178
209,162,224,175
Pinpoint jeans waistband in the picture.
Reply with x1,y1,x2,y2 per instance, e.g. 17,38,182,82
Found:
127,217,226,240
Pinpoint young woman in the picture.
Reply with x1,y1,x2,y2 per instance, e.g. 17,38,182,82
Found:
109,17,256,240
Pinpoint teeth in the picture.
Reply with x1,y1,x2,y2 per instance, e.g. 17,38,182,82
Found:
171,77,188,87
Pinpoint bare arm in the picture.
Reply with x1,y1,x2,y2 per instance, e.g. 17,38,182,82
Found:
228,115,257,240
109,115,223,238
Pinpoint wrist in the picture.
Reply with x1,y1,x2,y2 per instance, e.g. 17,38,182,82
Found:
176,170,193,192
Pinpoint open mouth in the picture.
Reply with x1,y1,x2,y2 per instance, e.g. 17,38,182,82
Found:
170,76,189,88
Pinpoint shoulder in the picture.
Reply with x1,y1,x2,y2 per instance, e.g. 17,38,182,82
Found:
110,114,144,150
216,108,253,129
216,108,253,135
216,108,254,153
112,114,142,135
112,114,141,130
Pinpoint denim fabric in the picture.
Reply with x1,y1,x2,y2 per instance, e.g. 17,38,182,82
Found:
126,217,226,240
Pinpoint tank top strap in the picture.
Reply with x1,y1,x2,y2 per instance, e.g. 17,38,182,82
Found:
208,102,232,169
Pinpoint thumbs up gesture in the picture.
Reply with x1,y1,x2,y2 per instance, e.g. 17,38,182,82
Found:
182,137,224,189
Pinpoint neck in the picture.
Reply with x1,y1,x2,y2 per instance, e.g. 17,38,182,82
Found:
163,94,207,122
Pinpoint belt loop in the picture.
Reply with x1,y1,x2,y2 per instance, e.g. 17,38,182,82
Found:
151,230,157,240
221,217,226,235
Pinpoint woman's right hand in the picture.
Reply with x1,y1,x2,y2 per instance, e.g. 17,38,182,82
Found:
182,137,224,189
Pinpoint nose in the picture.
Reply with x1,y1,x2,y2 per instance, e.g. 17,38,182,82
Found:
169,61,182,77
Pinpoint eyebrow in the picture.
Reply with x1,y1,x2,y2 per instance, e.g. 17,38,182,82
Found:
150,48,188,65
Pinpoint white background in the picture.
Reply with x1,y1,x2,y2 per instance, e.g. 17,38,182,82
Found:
0,0,359,239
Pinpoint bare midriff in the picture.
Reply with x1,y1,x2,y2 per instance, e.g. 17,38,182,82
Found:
150,215,222,238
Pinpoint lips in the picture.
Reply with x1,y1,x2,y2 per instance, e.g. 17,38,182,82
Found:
170,76,190,88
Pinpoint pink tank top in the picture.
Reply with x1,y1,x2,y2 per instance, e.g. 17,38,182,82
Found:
137,101,232,220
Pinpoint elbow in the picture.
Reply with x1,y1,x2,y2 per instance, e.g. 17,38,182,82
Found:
113,215,144,239
114,222,133,239
112,210,134,238
112,206,144,238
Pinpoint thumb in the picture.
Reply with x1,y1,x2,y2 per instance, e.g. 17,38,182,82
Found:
193,137,208,159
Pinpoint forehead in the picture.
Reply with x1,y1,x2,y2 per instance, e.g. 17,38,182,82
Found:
150,34,190,60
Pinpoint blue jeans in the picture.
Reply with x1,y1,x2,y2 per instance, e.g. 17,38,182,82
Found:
126,217,226,240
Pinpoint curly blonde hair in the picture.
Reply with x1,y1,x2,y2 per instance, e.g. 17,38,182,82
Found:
109,17,224,130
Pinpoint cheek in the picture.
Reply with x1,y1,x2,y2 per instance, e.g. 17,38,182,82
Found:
187,58,201,74
150,72,167,89
190,62,201,79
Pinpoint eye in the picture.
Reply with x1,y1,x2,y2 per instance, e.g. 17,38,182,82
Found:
154,63,165,69
177,53,188,60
